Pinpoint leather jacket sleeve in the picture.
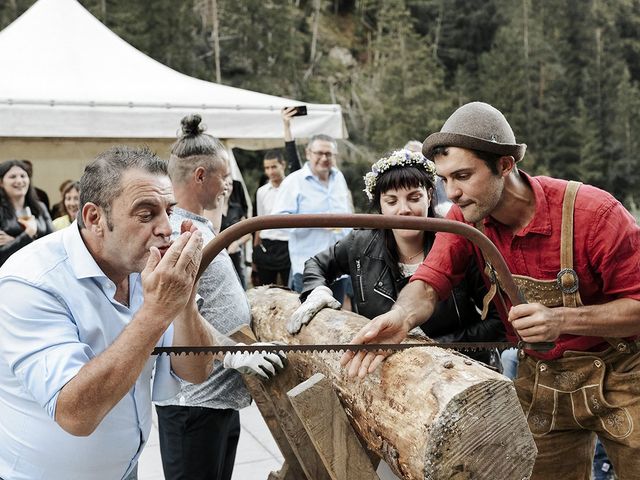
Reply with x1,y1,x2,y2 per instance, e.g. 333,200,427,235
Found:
0,230,34,266
300,233,353,303
284,140,302,172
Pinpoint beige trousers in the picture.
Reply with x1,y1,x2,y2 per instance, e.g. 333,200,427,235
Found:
515,347,640,480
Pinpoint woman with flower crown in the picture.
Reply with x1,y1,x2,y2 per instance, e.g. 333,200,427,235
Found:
287,149,505,365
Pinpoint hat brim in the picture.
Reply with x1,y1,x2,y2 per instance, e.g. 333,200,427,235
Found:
423,132,526,162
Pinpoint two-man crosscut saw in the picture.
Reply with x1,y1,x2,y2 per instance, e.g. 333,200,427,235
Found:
152,214,554,357
152,341,519,357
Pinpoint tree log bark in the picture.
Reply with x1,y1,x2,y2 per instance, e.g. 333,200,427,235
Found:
248,286,536,480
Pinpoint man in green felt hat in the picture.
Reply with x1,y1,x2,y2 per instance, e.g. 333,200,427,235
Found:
342,101,640,479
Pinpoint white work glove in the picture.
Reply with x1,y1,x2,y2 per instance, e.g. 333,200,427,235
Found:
223,342,286,379
287,286,341,334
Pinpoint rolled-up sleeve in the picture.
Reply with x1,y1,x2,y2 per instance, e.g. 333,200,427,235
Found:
0,278,91,419
411,208,474,301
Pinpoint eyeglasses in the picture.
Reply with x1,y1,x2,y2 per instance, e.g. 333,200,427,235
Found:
310,151,335,158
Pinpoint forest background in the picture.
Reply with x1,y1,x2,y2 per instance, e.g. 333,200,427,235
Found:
2,0,640,214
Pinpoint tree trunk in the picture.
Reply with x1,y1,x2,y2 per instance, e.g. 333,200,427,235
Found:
309,0,321,64
210,0,221,83
248,287,536,480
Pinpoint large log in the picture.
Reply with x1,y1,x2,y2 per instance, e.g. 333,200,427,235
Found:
248,286,536,480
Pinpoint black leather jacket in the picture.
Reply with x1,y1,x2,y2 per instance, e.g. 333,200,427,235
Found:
301,229,505,360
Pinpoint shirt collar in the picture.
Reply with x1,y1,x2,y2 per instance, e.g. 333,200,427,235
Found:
172,206,215,233
62,221,110,280
301,162,337,181
482,170,551,236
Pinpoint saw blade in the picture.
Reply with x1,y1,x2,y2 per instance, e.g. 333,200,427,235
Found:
151,341,516,356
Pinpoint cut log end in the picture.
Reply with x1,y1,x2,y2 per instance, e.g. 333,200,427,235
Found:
423,380,536,480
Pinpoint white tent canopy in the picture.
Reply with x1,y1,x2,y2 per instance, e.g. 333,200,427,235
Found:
0,0,345,146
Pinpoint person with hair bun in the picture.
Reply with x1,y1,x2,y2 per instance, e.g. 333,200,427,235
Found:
155,114,285,480
0,159,53,266
288,149,504,366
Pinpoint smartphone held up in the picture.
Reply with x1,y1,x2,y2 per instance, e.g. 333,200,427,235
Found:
289,105,307,117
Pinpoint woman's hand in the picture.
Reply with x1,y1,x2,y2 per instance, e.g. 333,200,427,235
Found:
17,216,38,238
0,230,15,246
287,286,341,334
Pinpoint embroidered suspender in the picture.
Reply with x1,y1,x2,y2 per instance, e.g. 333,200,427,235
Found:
558,181,583,307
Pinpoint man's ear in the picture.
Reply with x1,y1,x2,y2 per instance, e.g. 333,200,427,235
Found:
498,155,516,178
194,166,206,184
82,203,103,234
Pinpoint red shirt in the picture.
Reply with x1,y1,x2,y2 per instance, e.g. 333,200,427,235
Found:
413,171,640,359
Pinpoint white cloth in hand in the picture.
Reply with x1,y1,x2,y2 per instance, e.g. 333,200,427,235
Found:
223,342,286,379
287,286,341,334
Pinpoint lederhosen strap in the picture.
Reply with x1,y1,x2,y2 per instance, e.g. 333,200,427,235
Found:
557,182,633,351
558,181,582,307
475,221,508,320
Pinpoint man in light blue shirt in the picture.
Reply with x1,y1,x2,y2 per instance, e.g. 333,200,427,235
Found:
271,134,353,297
0,146,216,480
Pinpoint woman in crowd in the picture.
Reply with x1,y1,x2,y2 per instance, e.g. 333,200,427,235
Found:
288,149,505,365
0,159,53,266
52,181,80,230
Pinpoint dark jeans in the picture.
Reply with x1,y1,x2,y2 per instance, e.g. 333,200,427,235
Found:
155,405,240,480
255,267,290,287
593,439,615,479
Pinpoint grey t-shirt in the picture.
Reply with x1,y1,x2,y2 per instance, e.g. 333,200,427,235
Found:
155,207,251,410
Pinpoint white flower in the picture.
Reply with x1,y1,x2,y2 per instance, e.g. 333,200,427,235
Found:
363,149,436,201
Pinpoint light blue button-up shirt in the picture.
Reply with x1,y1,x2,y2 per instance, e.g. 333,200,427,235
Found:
271,162,352,274
0,222,179,480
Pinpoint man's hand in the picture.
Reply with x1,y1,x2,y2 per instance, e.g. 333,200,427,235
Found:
281,106,297,142
508,303,563,342
141,228,203,328
223,342,286,379
0,229,15,246
288,286,341,334
340,309,410,378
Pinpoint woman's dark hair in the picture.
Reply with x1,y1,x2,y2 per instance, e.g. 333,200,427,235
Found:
61,181,80,218
0,159,45,221
369,164,436,278
168,114,226,184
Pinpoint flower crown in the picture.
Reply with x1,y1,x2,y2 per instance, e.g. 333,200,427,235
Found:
363,149,437,201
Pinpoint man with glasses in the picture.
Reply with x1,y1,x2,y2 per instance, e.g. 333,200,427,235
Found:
271,132,353,302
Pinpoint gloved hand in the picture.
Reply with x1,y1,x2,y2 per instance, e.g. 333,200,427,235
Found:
223,342,286,379
287,286,341,334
